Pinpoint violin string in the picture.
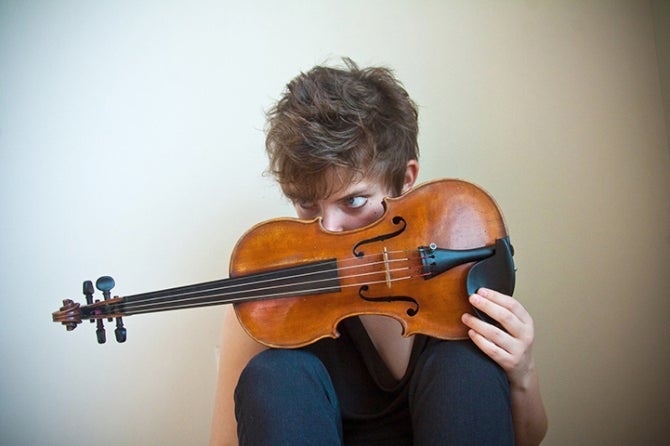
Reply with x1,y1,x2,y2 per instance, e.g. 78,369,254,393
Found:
115,249,430,315
122,248,419,303
124,271,428,315
120,252,425,314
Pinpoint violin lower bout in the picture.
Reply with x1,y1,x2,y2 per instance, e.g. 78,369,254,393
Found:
234,263,473,349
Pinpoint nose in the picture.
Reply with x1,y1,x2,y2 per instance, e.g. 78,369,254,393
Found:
320,207,347,232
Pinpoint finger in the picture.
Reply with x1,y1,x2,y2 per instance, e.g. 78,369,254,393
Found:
466,327,515,368
463,312,529,370
477,288,531,324
467,290,536,356
462,312,516,355
469,291,524,335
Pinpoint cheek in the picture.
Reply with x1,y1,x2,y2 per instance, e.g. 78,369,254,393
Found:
360,202,385,225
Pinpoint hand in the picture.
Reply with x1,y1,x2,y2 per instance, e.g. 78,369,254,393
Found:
461,288,537,387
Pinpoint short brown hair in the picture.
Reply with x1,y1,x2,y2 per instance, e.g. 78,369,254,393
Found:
265,58,419,202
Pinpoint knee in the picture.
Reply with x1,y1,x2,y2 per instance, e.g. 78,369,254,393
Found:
427,340,504,374
412,340,510,398
238,349,318,390
234,349,343,444
409,341,514,444
235,349,334,405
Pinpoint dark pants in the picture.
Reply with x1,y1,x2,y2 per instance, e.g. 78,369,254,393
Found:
234,340,514,445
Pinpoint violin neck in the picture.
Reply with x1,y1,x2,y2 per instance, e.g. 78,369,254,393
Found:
89,259,341,319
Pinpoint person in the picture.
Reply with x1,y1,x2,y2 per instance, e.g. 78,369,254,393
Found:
210,58,547,445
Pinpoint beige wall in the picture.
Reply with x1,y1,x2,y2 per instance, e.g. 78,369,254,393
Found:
1,1,668,444
652,0,670,154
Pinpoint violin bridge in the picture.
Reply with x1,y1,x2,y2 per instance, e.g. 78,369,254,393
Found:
382,247,392,288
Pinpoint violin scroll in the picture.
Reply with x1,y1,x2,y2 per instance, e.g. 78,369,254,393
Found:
53,299,82,331
51,276,127,344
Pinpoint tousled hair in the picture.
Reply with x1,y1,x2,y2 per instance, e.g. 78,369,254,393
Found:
265,58,419,202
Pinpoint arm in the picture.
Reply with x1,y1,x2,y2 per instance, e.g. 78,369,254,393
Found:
461,288,548,446
209,305,268,446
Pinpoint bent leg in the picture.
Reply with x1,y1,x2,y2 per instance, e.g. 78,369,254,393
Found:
409,340,514,445
234,349,343,446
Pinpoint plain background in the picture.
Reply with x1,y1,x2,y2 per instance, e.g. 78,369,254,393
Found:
1,1,669,444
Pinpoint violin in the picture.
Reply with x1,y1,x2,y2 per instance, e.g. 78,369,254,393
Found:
52,179,516,348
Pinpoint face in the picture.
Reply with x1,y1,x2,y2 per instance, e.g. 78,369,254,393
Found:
293,176,391,232
292,161,418,232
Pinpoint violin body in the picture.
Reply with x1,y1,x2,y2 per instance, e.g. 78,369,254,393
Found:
230,179,509,348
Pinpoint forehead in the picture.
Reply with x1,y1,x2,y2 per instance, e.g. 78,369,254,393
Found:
284,168,387,203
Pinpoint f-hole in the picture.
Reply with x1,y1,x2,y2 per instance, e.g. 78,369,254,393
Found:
352,216,407,257
358,285,419,317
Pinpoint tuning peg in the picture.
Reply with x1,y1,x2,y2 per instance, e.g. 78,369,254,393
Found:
94,276,127,342
95,276,115,299
115,318,127,343
96,276,115,322
96,318,106,344
82,280,95,322
83,280,94,304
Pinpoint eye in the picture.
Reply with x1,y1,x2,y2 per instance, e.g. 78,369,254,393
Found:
345,196,368,209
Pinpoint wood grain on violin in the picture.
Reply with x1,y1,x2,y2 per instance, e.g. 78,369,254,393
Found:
52,179,513,348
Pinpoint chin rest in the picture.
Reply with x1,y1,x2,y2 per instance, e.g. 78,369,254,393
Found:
466,237,516,326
